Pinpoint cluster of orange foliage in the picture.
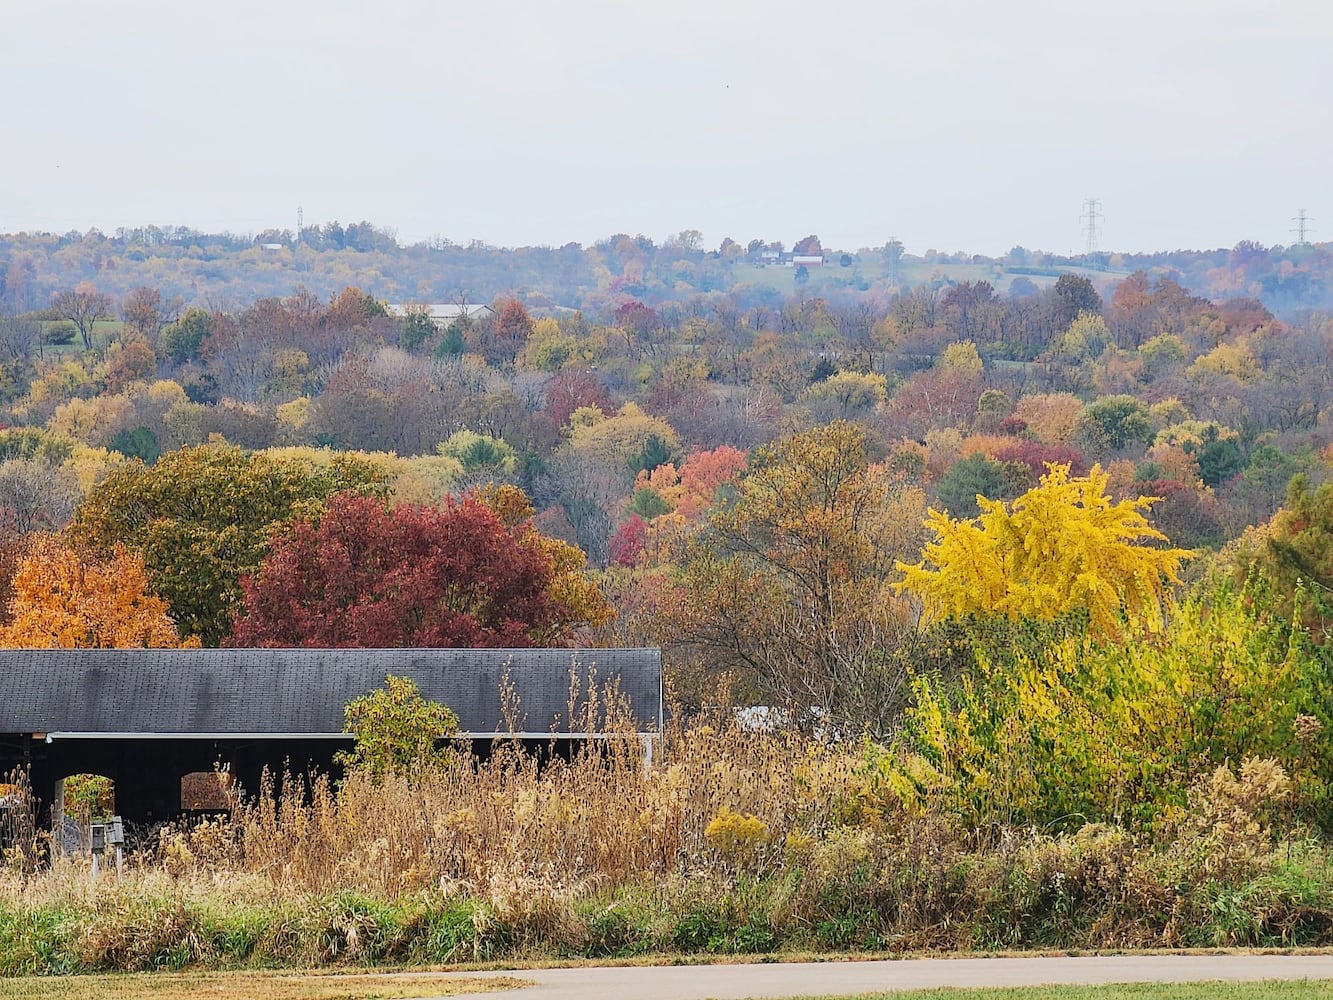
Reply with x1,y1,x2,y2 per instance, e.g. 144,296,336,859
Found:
0,534,196,648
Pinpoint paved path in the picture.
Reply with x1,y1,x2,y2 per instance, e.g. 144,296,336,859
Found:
422,954,1333,1000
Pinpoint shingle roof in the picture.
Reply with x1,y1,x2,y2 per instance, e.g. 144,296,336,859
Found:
0,648,661,738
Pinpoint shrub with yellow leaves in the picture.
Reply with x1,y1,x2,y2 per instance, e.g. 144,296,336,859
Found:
705,808,770,869
896,463,1191,640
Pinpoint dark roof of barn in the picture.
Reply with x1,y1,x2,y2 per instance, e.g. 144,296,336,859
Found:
0,648,661,739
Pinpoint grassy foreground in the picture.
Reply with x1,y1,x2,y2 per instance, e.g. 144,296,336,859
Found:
786,985,1333,1000
4,721,1333,973
0,970,525,1000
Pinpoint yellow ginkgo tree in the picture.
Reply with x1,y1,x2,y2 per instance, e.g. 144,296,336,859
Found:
0,534,196,648
895,463,1191,640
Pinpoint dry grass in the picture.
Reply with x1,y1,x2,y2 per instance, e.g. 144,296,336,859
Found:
0,971,525,1000
167,712,863,901
1,716,1331,971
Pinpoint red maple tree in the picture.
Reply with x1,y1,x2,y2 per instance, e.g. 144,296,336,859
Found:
230,492,578,648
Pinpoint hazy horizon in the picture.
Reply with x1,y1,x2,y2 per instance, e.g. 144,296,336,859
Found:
3,1,1328,257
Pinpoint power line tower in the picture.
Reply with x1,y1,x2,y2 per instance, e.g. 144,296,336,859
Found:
884,237,903,286
1081,198,1103,257
296,206,304,243
1291,209,1315,245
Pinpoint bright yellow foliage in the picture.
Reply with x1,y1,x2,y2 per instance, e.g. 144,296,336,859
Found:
704,807,770,860
145,379,189,408
800,369,888,414
1058,311,1112,360
1188,340,1260,381
62,443,126,493
521,315,580,371
566,402,680,467
0,535,196,648
262,446,462,505
1155,419,1238,450
12,358,104,421
48,394,133,444
892,589,1311,827
937,340,984,376
896,463,1191,639
274,396,312,433
532,533,616,639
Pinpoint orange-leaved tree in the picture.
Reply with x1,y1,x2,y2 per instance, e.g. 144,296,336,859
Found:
0,534,196,648
896,463,1191,640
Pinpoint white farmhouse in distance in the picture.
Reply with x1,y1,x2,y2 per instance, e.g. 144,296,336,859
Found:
385,303,494,325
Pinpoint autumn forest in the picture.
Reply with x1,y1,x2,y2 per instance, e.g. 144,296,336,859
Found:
3,223,1333,966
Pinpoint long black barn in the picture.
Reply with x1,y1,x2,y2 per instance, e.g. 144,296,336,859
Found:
0,648,662,827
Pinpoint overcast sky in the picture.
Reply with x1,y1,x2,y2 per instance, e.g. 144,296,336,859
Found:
2,0,1329,255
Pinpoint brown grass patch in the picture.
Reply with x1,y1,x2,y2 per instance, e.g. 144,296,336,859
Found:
0,971,526,1000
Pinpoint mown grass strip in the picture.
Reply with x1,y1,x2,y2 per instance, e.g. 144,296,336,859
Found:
779,982,1333,1000
0,970,526,1000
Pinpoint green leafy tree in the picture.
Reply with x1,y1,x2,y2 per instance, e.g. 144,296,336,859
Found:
64,774,115,824
897,464,1191,640
1231,475,1333,640
1229,443,1306,523
1057,311,1112,361
69,444,388,645
435,321,466,357
158,307,213,362
1138,333,1186,379
334,674,458,781
438,429,517,475
629,486,671,519
400,309,437,351
628,433,675,478
1075,394,1153,454
108,425,161,465
1186,424,1245,488
934,453,1029,517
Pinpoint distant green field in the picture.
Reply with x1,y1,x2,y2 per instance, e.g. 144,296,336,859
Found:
732,258,1120,298
37,318,123,352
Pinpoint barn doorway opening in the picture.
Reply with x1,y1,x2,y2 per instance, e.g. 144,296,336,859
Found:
53,772,114,854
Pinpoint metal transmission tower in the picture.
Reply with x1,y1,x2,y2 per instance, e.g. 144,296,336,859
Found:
885,237,903,286
1081,198,1103,257
297,206,304,243
1291,209,1315,245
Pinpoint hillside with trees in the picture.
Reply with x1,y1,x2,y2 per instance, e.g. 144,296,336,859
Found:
2,225,1331,317
4,222,1333,967
3,224,1333,664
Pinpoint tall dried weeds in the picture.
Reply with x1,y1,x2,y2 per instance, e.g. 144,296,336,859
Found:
1,720,1330,971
